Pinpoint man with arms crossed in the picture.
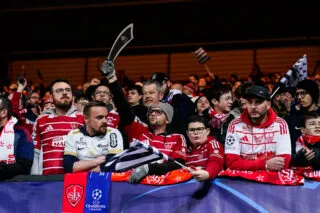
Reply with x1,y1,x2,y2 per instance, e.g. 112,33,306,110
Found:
64,101,123,173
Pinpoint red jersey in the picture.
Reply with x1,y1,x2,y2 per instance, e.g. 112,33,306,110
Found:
32,107,84,175
107,110,120,128
186,136,224,179
124,118,186,161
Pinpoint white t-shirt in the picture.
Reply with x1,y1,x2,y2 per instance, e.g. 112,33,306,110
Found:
64,127,123,161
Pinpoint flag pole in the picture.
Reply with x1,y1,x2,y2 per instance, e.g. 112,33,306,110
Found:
270,85,281,99
134,140,195,172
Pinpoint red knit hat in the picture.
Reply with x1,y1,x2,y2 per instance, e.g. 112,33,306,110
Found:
184,82,196,94
42,97,53,105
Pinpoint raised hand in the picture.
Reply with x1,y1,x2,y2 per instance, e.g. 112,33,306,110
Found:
99,60,115,79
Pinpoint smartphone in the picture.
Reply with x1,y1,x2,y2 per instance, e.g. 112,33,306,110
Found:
17,74,25,85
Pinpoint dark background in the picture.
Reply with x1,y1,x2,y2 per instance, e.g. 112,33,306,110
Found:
1,1,320,80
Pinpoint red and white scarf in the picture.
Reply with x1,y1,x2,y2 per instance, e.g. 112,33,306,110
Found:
0,117,17,164
208,107,229,129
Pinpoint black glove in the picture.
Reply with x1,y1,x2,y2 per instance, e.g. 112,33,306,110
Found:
129,164,149,184
99,60,115,79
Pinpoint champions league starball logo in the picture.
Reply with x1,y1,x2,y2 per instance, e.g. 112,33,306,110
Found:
226,135,235,146
92,189,102,204
85,188,106,211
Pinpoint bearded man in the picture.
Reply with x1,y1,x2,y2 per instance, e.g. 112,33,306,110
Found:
32,79,84,175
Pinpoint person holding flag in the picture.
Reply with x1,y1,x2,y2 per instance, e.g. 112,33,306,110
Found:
99,60,187,184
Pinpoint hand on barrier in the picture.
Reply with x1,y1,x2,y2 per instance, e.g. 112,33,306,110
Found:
129,164,149,184
266,157,285,171
190,169,210,182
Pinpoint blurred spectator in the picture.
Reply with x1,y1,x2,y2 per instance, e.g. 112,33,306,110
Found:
195,96,211,116
188,74,199,85
171,83,183,92
90,77,100,86
230,74,238,85
92,84,120,128
0,97,34,180
183,82,198,102
271,86,294,118
249,63,264,86
42,97,55,112
74,93,89,113
151,73,196,134
127,84,147,124
197,77,207,96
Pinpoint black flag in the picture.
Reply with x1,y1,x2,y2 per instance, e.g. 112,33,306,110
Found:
107,23,134,61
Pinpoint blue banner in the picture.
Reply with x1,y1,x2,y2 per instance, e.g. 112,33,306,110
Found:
84,172,111,213
0,178,320,213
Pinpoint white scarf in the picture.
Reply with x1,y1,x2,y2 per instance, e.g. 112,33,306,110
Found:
0,117,17,164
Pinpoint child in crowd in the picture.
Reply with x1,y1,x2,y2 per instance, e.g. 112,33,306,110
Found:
185,115,224,181
295,111,320,170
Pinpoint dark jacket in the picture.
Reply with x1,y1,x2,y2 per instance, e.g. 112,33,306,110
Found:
168,93,196,134
285,106,320,161
295,139,320,170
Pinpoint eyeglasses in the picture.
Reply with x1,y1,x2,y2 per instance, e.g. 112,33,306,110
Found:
187,127,206,134
95,91,110,96
295,91,308,99
53,88,72,94
149,109,164,116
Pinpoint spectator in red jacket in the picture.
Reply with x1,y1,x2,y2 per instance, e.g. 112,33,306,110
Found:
186,115,224,181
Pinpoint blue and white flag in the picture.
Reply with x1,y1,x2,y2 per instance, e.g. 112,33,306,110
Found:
104,140,163,172
279,54,307,87
271,55,307,98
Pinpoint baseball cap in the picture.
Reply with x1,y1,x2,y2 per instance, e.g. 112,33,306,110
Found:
244,85,270,100
151,72,169,83
148,102,174,123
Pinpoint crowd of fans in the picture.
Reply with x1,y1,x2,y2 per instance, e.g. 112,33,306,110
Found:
0,59,320,186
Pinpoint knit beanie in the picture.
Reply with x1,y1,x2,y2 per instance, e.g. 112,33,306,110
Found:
149,102,174,123
296,80,319,103
184,82,196,94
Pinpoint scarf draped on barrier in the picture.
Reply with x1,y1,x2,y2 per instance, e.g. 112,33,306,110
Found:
294,167,320,181
219,169,304,185
62,170,192,212
62,172,112,213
